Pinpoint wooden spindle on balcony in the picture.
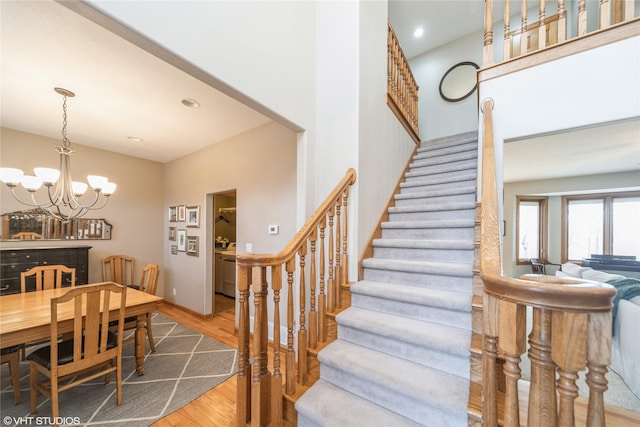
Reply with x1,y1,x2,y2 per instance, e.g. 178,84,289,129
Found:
504,0,512,60
600,0,611,29
538,0,547,49
578,0,588,35
558,0,567,42
484,0,494,65
521,0,529,55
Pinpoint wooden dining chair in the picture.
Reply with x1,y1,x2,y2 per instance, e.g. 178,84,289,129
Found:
20,265,77,359
102,255,134,286
1,344,23,405
21,264,76,293
121,264,160,352
27,282,127,423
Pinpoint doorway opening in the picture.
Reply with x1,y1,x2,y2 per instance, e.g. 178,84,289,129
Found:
213,190,236,316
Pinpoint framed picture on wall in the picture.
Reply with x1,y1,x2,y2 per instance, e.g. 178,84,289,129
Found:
169,206,177,222
171,245,178,255
177,229,187,251
168,226,176,241
186,206,200,228
186,235,199,256
178,205,186,222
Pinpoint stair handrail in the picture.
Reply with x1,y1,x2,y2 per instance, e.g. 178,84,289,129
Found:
236,167,356,427
479,98,616,426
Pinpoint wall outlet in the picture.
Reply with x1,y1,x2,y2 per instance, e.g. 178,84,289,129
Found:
246,243,253,253
173,288,176,296
268,224,279,235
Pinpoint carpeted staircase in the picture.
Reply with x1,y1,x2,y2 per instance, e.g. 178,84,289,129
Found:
296,132,478,426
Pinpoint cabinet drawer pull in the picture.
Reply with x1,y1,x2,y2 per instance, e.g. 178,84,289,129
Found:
0,285,9,291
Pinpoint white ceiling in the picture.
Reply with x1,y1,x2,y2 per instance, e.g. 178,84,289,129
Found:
1,0,638,183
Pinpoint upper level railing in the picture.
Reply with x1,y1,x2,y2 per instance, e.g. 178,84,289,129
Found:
479,98,617,426
483,0,637,65
236,168,356,427
387,23,420,143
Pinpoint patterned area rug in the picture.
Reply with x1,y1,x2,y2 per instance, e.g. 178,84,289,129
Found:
1,314,238,426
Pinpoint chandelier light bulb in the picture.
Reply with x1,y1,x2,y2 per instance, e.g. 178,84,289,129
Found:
21,175,43,192
34,167,61,185
87,175,108,190
0,168,24,186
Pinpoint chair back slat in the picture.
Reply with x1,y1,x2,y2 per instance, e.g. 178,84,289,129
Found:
21,265,76,293
139,264,159,295
102,255,135,286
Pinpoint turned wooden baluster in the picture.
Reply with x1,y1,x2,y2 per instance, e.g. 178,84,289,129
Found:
285,260,296,395
309,228,318,349
318,217,327,342
558,0,567,42
483,293,499,426
484,0,494,65
499,300,526,427
552,311,588,427
586,311,612,427
504,0,512,60
600,0,611,29
578,0,588,36
538,0,547,49
271,265,283,427
521,0,529,55
327,206,336,311
297,243,308,385
528,307,557,427
341,188,350,307
334,200,342,308
237,266,251,426
252,266,270,426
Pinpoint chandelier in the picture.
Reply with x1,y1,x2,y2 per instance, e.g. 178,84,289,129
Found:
0,87,116,222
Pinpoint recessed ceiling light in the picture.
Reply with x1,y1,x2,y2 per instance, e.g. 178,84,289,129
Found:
181,98,200,108
414,28,424,38
127,136,143,142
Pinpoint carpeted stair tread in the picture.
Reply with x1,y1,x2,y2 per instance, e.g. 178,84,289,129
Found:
372,238,474,251
381,218,475,229
337,307,472,360
362,258,472,277
413,142,478,161
295,379,423,427
389,201,476,213
410,150,477,168
401,172,477,188
318,340,470,425
418,131,478,151
395,185,475,201
405,159,477,177
351,280,472,312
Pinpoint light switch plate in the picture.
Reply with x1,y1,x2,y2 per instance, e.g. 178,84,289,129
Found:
268,225,279,235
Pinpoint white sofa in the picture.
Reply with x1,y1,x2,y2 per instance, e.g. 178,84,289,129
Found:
556,263,640,399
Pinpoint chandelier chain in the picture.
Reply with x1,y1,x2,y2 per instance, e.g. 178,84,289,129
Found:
61,94,70,147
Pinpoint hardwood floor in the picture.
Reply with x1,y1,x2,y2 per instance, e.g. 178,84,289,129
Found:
151,302,639,427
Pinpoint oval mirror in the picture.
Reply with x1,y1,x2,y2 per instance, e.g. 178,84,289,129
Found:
439,61,479,102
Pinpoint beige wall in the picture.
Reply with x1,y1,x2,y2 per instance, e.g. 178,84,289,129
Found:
0,127,165,289
162,121,297,315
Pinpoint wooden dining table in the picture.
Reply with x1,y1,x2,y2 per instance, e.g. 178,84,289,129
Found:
0,282,163,375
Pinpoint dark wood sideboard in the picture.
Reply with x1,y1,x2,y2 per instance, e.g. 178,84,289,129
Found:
0,246,91,295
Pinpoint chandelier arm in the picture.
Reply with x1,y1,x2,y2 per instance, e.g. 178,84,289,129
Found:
7,188,51,208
